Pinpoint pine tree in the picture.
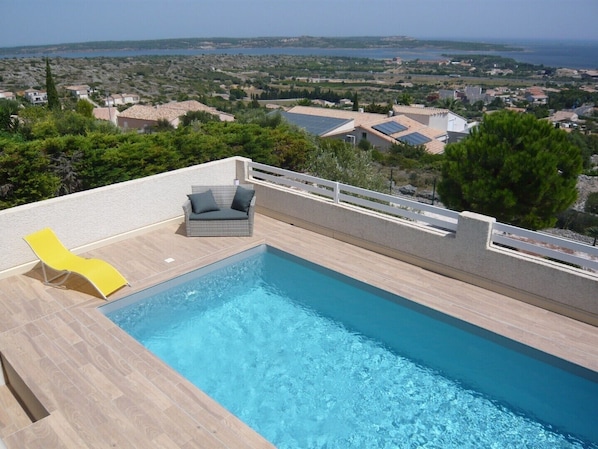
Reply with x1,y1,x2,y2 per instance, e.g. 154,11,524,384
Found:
45,58,60,110
438,110,583,229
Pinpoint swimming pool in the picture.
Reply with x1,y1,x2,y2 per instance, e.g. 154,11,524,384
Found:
102,245,598,448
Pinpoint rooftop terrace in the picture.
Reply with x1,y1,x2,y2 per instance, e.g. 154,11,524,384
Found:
0,157,597,448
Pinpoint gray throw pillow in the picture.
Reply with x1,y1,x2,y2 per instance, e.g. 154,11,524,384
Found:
231,186,255,213
187,190,219,214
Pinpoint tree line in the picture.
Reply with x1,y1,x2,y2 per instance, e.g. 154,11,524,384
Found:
1,95,595,233
253,86,344,103
0,107,316,209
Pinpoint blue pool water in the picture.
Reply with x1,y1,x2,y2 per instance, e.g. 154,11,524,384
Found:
103,245,598,448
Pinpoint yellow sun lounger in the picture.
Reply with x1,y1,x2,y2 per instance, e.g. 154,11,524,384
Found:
23,228,129,300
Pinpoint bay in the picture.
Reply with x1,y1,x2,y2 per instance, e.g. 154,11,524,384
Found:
1,39,597,70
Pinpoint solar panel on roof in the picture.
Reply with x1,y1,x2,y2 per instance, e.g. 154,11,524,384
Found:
397,132,432,146
372,121,408,136
277,111,351,137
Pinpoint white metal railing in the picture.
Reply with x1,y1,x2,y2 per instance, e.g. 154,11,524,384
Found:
492,222,598,272
249,161,459,231
249,161,598,273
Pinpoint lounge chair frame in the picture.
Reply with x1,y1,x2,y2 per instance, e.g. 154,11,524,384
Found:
40,262,75,286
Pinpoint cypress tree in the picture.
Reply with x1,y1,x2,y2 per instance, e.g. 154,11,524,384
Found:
352,92,359,111
45,58,60,110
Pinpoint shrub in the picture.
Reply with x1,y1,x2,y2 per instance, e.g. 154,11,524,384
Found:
556,209,598,233
585,192,598,215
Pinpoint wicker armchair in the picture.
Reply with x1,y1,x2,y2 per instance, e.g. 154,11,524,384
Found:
182,185,255,237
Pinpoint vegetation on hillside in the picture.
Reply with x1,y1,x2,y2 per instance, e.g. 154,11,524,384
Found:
306,139,387,192
1,51,597,236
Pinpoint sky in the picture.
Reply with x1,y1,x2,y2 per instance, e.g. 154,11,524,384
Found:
2,0,597,48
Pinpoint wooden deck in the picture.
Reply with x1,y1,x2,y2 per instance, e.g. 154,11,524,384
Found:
1,214,597,448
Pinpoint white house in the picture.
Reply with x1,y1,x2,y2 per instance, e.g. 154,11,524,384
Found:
392,105,473,135
24,89,47,105
391,105,477,144
65,85,91,100
105,93,141,107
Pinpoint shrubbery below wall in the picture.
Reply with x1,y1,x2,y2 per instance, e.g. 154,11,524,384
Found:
0,120,315,210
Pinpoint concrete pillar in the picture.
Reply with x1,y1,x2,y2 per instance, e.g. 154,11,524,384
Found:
455,211,495,261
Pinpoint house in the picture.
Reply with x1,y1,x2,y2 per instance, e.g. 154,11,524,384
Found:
485,87,513,105
556,68,581,79
438,90,458,100
549,110,578,123
525,87,548,105
105,93,141,107
311,99,336,107
391,105,474,142
581,70,598,81
464,86,485,103
417,59,450,66
548,110,579,129
357,115,447,154
278,105,448,154
65,85,91,100
23,88,47,104
277,109,355,138
117,100,234,131
93,107,119,125
486,68,514,76
0,90,16,100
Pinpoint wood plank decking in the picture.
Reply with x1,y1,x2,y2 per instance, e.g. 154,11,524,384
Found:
0,214,597,448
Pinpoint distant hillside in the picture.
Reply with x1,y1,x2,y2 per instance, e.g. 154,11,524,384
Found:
0,36,521,56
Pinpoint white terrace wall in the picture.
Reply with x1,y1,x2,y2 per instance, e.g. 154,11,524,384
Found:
1,156,596,325
0,157,248,277
252,182,598,326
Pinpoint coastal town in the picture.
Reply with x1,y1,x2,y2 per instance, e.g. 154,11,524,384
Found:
1,46,597,218
1,49,597,153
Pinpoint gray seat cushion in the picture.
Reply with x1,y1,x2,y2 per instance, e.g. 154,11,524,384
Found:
189,208,248,221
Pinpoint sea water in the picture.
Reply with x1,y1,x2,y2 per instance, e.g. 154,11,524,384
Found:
105,246,598,449
3,39,597,69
